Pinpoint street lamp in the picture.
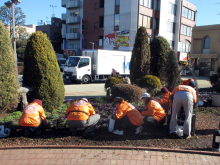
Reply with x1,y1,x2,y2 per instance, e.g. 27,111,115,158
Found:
90,42,94,49
4,0,21,78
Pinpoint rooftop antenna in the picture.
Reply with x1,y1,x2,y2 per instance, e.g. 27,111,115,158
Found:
37,20,43,25
49,5,57,17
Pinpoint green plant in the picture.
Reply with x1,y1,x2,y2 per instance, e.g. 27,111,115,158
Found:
23,31,65,112
150,36,171,86
166,50,181,91
0,21,20,112
138,75,161,96
130,27,151,84
0,111,22,123
104,76,123,89
94,97,108,104
111,84,143,103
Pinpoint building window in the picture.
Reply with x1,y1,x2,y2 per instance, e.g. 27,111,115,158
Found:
94,41,97,48
70,12,79,17
140,0,152,8
115,0,120,14
167,21,175,33
156,19,159,29
99,16,104,28
179,41,191,52
100,0,104,8
94,3,98,9
204,37,210,49
55,22,59,26
156,0,160,10
99,36,103,47
181,24,192,37
168,2,177,15
139,14,152,29
70,28,78,33
114,14,119,30
182,7,195,21
94,22,98,28
167,40,174,49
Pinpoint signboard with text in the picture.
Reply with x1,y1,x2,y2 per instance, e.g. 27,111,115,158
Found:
64,49,75,58
104,30,130,48
179,52,188,61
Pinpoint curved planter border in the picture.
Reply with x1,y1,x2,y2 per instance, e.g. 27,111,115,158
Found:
0,145,219,156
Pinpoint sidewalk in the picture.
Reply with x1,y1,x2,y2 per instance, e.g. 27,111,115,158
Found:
0,148,219,165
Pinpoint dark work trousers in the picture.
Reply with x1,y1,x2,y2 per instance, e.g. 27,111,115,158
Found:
19,118,42,132
114,115,138,132
144,116,165,127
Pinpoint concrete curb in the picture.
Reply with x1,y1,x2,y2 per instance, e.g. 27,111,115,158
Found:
0,145,219,156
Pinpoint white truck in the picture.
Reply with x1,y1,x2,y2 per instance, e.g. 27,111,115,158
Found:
63,49,131,83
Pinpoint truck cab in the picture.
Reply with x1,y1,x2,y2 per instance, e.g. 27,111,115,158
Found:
63,56,91,83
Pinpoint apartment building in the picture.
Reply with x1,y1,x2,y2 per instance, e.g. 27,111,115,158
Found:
61,0,84,56
36,17,62,54
61,0,196,58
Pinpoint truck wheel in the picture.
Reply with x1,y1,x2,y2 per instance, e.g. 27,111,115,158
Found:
82,75,90,84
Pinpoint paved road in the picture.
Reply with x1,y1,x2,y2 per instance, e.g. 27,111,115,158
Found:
0,148,219,165
18,75,211,100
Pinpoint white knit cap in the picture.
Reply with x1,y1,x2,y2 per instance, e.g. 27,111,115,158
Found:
81,98,88,102
140,93,151,99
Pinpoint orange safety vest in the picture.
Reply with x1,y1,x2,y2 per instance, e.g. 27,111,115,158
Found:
116,100,143,126
171,85,197,103
142,100,166,122
19,102,46,127
66,100,96,121
181,79,193,85
158,92,172,108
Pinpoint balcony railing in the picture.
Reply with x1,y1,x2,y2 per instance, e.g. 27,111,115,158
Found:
61,44,63,50
67,16,80,24
62,14,66,20
62,24,66,38
67,0,80,9
62,0,66,7
66,33,80,40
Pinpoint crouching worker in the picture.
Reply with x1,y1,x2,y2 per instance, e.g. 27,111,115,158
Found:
158,87,172,114
140,93,166,128
66,98,100,138
112,97,143,135
19,99,47,136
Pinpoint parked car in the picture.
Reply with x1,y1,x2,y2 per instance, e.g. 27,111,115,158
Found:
58,58,66,71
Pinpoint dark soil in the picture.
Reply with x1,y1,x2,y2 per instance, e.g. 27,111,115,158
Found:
0,107,219,151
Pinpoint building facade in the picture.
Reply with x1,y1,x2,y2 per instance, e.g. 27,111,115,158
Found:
190,25,220,77
61,0,84,56
36,17,62,54
61,0,196,57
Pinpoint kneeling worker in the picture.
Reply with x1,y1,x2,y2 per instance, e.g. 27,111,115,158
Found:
66,98,100,138
19,99,47,136
112,97,143,135
140,93,166,127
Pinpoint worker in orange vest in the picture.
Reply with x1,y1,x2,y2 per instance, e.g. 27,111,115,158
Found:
66,98,100,138
158,87,172,114
169,81,197,139
111,97,143,135
181,78,194,85
140,93,166,128
19,99,47,136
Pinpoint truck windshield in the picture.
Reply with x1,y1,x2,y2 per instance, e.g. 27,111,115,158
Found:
66,57,80,67
60,60,66,64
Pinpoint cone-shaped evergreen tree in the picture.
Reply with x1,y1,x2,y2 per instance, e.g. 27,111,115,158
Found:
0,21,19,112
129,27,151,84
23,31,65,112
166,50,181,91
150,36,171,85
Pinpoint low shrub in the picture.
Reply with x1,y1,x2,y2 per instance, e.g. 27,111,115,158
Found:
138,75,161,96
209,67,220,93
111,84,143,103
104,76,123,89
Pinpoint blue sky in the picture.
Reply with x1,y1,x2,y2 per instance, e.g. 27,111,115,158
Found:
1,0,220,26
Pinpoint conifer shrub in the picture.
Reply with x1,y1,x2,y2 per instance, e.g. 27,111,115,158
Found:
111,84,143,103
150,36,171,86
23,31,65,112
166,50,181,91
130,27,151,84
0,21,19,112
138,75,161,96
104,76,123,89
